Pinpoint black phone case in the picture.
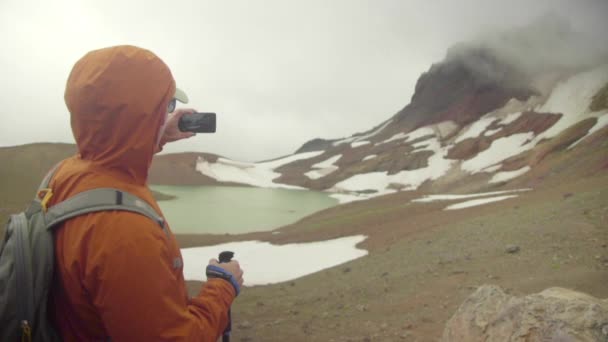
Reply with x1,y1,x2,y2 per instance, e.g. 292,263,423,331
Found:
178,113,216,133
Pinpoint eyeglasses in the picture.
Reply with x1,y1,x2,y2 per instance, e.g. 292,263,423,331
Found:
167,98,177,113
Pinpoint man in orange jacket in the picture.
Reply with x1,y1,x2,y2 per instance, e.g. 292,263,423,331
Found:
48,45,244,341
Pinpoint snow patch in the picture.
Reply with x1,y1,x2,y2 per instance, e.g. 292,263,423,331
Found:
455,117,497,143
412,189,531,203
461,133,535,173
377,126,435,145
354,120,393,142
482,164,503,173
583,113,608,138
333,172,390,193
378,132,407,145
304,169,335,180
362,154,377,161
500,112,523,125
312,154,342,168
436,121,458,138
484,128,502,136
332,136,357,147
181,235,368,285
444,195,519,210
329,193,368,204
334,120,393,146
334,138,454,194
196,151,324,188
535,64,608,141
351,141,371,148
569,113,608,149
305,154,342,180
489,166,531,183
257,151,325,169
404,126,435,142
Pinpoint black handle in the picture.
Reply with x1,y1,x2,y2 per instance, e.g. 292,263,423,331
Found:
218,251,235,342
219,251,234,263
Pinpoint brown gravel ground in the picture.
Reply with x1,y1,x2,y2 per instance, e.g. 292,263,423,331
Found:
181,172,608,341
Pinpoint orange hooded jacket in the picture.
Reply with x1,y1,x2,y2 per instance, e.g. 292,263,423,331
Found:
47,45,235,341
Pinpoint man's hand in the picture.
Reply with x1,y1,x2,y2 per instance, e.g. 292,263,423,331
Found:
208,259,244,287
160,108,197,145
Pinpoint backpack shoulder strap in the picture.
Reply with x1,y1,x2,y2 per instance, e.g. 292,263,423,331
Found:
29,162,63,213
38,162,62,192
44,188,168,235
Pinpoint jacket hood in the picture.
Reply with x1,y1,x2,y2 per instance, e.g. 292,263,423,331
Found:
65,45,176,184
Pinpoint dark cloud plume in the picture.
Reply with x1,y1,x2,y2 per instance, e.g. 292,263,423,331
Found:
445,12,608,85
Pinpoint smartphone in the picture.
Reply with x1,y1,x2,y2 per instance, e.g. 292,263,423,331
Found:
178,112,216,133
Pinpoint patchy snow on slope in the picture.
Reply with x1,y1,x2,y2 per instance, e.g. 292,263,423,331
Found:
351,141,371,148
587,113,608,136
455,117,497,143
489,166,531,183
304,168,334,180
312,154,342,168
354,120,393,142
332,136,357,147
404,126,435,142
196,151,324,188
569,113,608,149
535,64,608,141
499,112,523,125
334,138,453,194
332,171,390,193
329,193,368,204
461,133,535,173
412,144,431,152
388,138,454,188
305,154,342,180
329,190,396,204
362,154,377,161
444,195,519,210
473,112,521,137
412,189,530,203
483,164,503,173
484,127,502,136
258,151,325,169
378,132,407,145
334,120,393,146
377,126,435,145
436,121,459,138
181,235,368,285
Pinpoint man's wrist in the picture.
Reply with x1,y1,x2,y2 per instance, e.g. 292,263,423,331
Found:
205,265,240,296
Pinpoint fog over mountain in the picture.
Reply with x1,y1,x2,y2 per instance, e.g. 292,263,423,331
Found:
1,0,607,161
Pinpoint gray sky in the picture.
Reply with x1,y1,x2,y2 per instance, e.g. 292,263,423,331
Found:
1,0,606,161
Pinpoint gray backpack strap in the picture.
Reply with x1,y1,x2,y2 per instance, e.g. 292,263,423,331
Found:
44,188,168,235
29,163,63,214
38,163,62,192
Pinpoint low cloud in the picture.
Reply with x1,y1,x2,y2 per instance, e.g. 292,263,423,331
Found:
446,13,608,85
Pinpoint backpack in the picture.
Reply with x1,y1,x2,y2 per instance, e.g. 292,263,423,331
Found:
0,164,167,342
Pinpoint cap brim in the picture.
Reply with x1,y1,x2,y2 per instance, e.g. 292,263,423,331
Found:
174,87,189,104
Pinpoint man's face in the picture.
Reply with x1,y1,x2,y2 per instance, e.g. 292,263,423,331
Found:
155,99,175,147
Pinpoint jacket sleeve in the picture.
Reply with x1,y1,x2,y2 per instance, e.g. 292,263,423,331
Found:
84,213,235,341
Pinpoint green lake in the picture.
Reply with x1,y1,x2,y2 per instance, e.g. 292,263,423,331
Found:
150,185,338,234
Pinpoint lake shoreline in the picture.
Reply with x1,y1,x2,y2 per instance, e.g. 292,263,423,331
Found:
150,184,338,235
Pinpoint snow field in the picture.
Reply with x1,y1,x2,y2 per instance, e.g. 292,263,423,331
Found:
489,166,531,183
304,154,342,180
444,195,519,210
197,151,324,188
181,235,368,285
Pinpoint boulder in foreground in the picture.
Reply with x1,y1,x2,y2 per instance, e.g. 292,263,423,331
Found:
442,285,608,341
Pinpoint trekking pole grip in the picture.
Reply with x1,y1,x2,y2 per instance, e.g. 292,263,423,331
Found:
218,251,234,342
219,251,234,263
